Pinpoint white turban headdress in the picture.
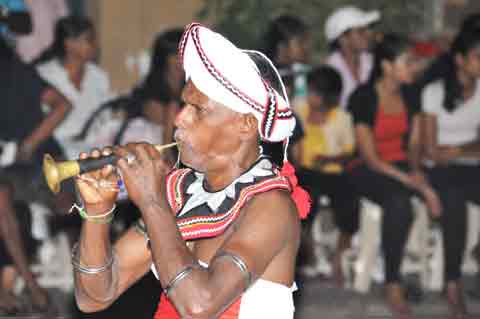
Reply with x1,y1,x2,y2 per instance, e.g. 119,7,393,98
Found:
178,23,296,143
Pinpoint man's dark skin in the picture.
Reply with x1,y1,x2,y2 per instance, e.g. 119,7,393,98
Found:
74,80,301,318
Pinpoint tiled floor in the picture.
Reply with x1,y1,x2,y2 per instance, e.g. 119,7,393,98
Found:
5,275,480,318
294,275,480,319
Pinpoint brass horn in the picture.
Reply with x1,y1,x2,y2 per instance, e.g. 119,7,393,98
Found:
43,142,177,193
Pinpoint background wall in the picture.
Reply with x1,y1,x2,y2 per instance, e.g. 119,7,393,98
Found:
85,0,204,93
82,0,478,93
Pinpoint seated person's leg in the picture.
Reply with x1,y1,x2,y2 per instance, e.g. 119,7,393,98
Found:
0,240,22,313
295,168,327,274
429,165,470,316
0,183,49,311
326,173,359,286
350,165,415,316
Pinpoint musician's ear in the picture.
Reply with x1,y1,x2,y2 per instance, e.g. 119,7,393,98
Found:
237,113,258,141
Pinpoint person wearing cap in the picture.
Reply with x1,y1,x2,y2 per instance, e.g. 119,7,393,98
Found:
325,5,380,109
71,23,310,319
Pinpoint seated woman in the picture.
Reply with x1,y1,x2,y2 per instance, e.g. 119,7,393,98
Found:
422,28,480,318
82,28,184,165
35,15,113,159
138,28,184,147
293,65,358,285
347,34,440,319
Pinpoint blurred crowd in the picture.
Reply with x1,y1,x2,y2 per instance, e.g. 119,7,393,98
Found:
1,1,480,318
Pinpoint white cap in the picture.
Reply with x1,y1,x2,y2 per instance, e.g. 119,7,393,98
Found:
325,6,380,42
179,23,295,142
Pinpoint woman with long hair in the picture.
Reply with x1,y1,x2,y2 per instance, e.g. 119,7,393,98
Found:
348,34,440,318
137,28,184,146
423,28,480,318
35,15,112,159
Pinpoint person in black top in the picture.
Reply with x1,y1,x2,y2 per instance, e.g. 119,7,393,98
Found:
0,30,70,313
347,34,440,319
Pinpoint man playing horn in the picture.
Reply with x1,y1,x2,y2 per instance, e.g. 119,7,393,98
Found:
72,23,309,318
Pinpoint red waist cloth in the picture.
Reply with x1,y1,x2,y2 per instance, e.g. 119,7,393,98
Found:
154,293,241,319
373,108,408,162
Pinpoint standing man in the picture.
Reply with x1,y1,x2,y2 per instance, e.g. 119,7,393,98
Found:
72,23,309,318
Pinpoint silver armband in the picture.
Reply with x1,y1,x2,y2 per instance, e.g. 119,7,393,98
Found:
71,242,115,275
134,219,151,249
214,251,252,289
164,263,203,297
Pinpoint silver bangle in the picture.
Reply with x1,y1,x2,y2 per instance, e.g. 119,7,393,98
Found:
214,251,252,289
134,219,151,249
164,263,202,297
71,242,115,275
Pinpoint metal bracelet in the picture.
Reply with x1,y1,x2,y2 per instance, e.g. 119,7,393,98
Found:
69,203,116,224
134,219,149,239
164,263,202,297
214,251,252,289
133,219,151,249
71,243,115,275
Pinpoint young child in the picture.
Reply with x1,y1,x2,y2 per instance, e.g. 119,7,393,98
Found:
293,65,358,284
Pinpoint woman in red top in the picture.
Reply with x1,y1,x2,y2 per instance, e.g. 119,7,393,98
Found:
347,34,440,319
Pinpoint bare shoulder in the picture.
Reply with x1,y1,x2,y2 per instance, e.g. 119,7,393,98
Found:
219,188,300,280
240,189,299,234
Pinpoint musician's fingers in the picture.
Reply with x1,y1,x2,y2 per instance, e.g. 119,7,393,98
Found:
90,148,102,158
102,146,114,156
115,145,133,168
124,143,140,160
76,174,95,185
145,143,161,160
146,146,171,172
101,162,116,177
100,146,116,176
134,143,152,163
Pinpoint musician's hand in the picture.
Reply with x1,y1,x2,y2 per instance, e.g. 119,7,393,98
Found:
75,147,119,214
116,143,172,211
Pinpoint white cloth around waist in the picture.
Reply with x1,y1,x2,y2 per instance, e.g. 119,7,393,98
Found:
151,260,296,318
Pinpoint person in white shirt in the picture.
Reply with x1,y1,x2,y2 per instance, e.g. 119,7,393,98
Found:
325,6,380,109
35,15,112,159
423,28,480,318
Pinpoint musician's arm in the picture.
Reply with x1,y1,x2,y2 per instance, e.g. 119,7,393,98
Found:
143,190,298,318
75,224,153,312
